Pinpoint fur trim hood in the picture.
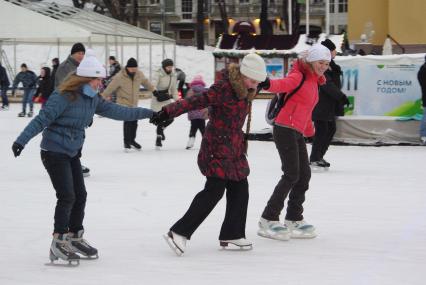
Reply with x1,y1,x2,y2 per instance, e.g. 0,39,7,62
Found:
226,64,256,102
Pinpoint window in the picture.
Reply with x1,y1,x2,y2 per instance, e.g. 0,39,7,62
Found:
329,0,335,13
338,25,347,34
181,0,192,19
329,25,335,34
240,0,250,3
338,0,348,13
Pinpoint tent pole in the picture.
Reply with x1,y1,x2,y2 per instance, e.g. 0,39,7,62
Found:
57,38,60,58
121,36,124,64
173,42,176,67
105,35,108,69
306,0,310,36
136,38,140,64
13,39,16,80
115,36,118,59
149,40,152,81
162,40,165,60
325,0,330,36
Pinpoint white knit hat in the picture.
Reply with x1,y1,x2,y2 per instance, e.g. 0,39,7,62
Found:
76,49,106,78
240,53,267,82
305,44,332,63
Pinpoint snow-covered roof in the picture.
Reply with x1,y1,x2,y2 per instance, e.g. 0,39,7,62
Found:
213,33,344,57
0,0,175,44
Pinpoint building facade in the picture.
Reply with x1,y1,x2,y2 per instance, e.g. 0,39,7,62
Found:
137,0,347,46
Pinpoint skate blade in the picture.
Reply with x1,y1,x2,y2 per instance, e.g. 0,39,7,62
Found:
219,242,253,251
310,166,329,172
290,233,317,239
45,259,80,267
82,173,90,178
163,234,184,256
257,230,290,241
78,254,99,260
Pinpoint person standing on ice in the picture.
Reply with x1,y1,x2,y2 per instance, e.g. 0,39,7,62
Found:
11,63,38,117
256,44,331,241
151,58,179,149
151,53,267,255
11,50,155,265
102,58,156,151
33,67,54,108
310,39,350,169
55,43,90,177
185,75,208,149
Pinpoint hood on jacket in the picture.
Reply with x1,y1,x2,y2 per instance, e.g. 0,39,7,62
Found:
225,63,256,101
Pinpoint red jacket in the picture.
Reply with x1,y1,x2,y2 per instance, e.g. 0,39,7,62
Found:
164,65,253,181
267,60,326,137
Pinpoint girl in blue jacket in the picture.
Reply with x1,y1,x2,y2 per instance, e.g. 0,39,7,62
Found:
12,50,154,266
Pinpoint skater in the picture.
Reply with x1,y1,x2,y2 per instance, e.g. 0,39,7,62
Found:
102,58,156,151
0,62,10,110
185,75,208,149
55,43,90,177
310,39,350,169
256,44,331,241
418,55,426,145
33,67,54,108
175,67,187,97
151,58,179,149
151,53,267,255
51,58,59,88
11,63,38,117
11,50,155,265
104,56,121,102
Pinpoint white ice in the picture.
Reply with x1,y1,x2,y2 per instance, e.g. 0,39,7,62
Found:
0,100,425,285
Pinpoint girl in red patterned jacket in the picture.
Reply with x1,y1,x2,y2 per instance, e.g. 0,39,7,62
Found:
257,44,331,241
151,53,267,256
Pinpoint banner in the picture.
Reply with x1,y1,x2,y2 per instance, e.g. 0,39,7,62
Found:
335,54,424,116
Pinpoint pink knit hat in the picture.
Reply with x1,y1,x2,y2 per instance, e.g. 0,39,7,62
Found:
190,75,206,88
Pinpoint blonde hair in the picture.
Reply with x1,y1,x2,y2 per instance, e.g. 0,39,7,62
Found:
58,72,95,101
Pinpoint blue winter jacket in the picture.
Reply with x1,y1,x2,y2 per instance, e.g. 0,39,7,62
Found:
12,70,38,89
15,88,154,157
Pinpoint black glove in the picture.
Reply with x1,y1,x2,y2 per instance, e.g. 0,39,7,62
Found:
152,90,160,98
257,77,271,91
150,109,169,126
12,142,24,157
341,95,350,107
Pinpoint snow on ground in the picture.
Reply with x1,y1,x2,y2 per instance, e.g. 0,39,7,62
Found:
0,100,425,285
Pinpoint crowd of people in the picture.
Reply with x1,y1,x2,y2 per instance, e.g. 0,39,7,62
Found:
2,39,425,265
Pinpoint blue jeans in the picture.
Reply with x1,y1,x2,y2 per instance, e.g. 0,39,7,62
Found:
420,108,426,138
1,87,8,107
22,88,35,113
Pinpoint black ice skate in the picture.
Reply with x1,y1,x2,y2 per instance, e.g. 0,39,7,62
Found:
47,233,80,267
219,238,253,251
68,230,99,259
310,160,329,171
155,135,162,150
81,165,90,177
130,141,142,150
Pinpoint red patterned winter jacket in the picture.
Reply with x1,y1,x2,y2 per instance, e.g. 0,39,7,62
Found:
164,65,254,181
267,60,326,137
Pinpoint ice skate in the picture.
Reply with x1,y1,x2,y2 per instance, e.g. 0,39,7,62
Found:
186,137,195,149
82,165,90,177
257,217,290,241
1,105,9,111
310,160,329,171
47,233,80,267
124,142,131,153
421,136,426,145
130,141,141,150
18,112,26,117
320,158,331,167
284,220,317,239
219,238,253,250
27,110,33,117
158,128,165,140
68,230,99,259
155,135,162,150
163,231,186,256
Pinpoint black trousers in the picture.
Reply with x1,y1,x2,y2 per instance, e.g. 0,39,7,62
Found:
189,119,205,137
41,150,87,234
123,120,138,144
262,126,311,222
310,120,337,162
156,119,174,136
170,177,249,240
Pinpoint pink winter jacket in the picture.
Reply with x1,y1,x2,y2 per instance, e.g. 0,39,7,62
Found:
267,60,326,137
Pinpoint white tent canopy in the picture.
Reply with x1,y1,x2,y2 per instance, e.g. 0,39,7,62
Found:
0,0,176,79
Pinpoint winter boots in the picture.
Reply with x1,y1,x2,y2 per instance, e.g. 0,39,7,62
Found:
164,231,187,256
186,137,195,149
155,135,163,150
257,217,290,241
68,230,99,259
49,233,80,266
284,219,317,239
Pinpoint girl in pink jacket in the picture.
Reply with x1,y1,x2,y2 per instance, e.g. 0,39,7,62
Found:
257,44,331,241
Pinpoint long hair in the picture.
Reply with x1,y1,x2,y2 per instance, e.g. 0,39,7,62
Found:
58,72,94,101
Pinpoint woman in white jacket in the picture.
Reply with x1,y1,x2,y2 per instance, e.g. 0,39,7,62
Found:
151,59,179,149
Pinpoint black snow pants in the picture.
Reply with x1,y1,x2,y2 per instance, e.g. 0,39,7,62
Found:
310,120,336,162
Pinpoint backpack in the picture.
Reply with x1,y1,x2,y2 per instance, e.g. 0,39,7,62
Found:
265,73,306,125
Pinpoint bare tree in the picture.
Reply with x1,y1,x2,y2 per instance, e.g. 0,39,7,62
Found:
282,0,300,34
217,0,229,35
259,0,273,35
196,0,205,50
